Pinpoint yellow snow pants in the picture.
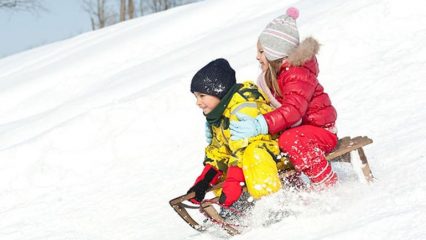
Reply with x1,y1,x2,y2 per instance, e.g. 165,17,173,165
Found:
242,140,291,199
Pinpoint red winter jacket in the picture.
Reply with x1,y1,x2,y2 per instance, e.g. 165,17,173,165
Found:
263,38,337,135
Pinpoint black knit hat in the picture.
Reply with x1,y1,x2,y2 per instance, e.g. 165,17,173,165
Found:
190,58,236,99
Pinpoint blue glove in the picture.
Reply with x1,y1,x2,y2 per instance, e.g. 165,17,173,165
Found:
230,113,268,140
205,122,212,144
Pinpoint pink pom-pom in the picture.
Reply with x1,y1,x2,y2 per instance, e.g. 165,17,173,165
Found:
286,7,299,20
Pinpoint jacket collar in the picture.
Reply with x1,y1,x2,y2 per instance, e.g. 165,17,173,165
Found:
205,84,242,125
287,37,320,67
280,56,319,76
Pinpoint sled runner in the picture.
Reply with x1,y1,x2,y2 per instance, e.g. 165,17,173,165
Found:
169,136,374,235
169,182,230,233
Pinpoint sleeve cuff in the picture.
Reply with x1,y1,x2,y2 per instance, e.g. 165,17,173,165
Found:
256,114,269,135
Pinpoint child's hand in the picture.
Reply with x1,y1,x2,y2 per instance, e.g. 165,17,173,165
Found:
219,166,245,207
205,122,212,144
230,113,268,140
187,165,222,204
187,179,210,204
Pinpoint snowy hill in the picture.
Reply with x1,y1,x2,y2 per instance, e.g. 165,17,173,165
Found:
0,0,426,239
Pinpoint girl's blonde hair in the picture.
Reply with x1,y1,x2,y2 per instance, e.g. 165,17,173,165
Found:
265,58,284,97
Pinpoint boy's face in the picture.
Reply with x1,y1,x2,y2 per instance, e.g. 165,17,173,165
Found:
256,41,269,73
194,92,221,115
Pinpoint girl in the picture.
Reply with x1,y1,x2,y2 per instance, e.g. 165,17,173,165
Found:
230,7,338,188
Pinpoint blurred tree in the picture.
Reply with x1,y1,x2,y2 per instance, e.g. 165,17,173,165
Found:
0,0,45,12
82,0,116,30
120,0,135,21
143,0,200,15
128,0,135,19
82,0,200,29
149,0,173,12
139,0,144,16
119,0,125,21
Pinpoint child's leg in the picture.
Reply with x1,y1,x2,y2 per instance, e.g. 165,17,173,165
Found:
242,140,282,199
278,125,338,187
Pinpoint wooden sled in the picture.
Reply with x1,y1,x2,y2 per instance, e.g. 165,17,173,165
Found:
326,136,374,182
169,182,244,236
169,136,374,235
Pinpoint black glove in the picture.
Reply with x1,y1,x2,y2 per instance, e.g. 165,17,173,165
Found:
187,164,222,204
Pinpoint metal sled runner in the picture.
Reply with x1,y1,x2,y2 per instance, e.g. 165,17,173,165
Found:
169,136,374,235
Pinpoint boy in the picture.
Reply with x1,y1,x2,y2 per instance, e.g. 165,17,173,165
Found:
187,58,291,207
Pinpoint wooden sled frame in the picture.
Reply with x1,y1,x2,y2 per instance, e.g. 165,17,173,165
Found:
169,183,242,236
169,136,374,235
326,136,374,182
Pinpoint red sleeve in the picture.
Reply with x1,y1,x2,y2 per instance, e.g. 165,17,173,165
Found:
263,68,317,134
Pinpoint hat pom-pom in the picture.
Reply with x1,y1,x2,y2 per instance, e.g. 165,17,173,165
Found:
286,7,299,20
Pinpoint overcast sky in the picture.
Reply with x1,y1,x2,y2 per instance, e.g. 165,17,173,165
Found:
0,0,91,59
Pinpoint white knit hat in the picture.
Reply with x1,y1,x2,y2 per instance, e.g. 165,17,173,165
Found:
259,7,300,61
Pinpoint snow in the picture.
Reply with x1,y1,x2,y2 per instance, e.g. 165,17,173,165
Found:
0,0,426,239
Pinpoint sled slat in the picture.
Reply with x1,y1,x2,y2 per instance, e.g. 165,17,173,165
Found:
326,136,373,161
170,192,196,206
340,136,351,143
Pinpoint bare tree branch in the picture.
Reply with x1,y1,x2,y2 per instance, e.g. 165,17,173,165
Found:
148,0,175,13
98,0,107,28
82,0,116,30
139,0,144,16
0,0,46,13
82,0,199,30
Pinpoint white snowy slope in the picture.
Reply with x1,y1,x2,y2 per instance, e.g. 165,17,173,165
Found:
0,0,425,239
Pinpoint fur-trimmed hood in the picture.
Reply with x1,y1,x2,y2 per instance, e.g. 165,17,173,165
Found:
287,37,320,66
